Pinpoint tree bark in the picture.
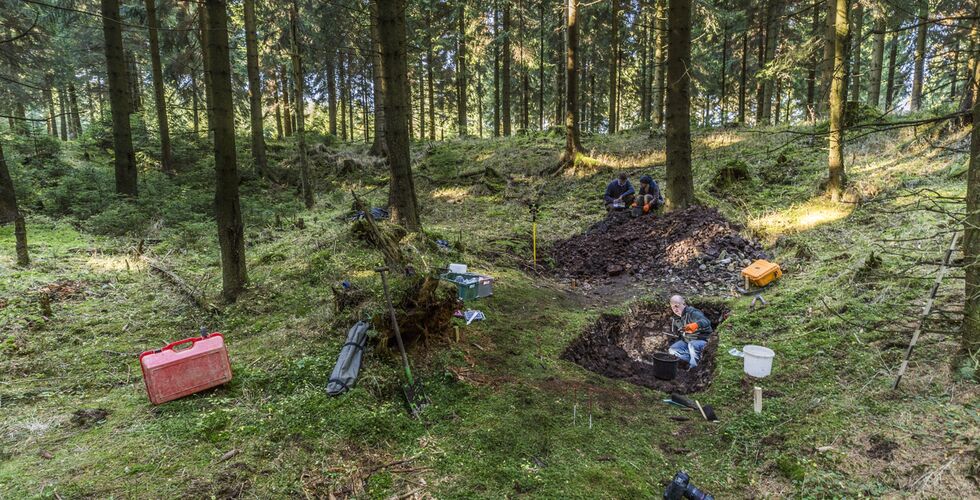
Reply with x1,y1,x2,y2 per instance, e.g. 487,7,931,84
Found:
198,5,213,137
755,7,766,125
827,0,848,201
205,0,248,302
327,51,338,137
45,82,57,137
375,0,421,231
493,4,500,137
850,1,863,103
640,2,650,122
426,8,436,141
867,1,885,108
520,0,529,131
761,0,783,125
720,24,728,124
243,0,268,177
609,0,619,133
68,83,82,138
0,141,28,266
885,30,898,110
819,0,836,117
665,0,693,209
281,66,293,137
271,74,283,139
369,3,388,154
951,39,960,100
191,71,200,135
538,0,545,129
290,0,313,209
145,0,173,175
739,6,750,124
58,89,69,141
560,0,583,165
807,0,819,121
652,0,666,127
417,59,425,140
457,0,468,136
101,0,137,197
910,1,928,111
963,17,980,371
502,0,512,136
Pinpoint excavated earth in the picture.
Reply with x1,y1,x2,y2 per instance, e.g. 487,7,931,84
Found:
562,301,730,393
551,207,769,294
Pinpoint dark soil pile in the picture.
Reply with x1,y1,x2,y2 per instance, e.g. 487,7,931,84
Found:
551,207,768,290
562,301,729,394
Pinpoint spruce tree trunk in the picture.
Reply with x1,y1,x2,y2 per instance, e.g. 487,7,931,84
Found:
426,8,436,141
761,0,783,124
963,28,980,371
502,1,512,136
370,1,388,154
289,0,313,209
101,0,137,197
205,0,248,302
376,0,421,231
328,52,338,137
198,5,214,137
0,141,28,266
652,0,666,127
910,1,928,111
807,0,819,121
457,0,468,136
560,0,583,165
493,5,500,137
281,66,293,137
554,4,564,129
271,75,283,139
417,59,425,140
867,2,885,107
885,31,898,109
244,0,268,177
46,84,58,137
962,9,979,117
191,71,200,135
819,0,836,117
640,4,650,123
58,90,69,141
609,0,619,133
664,0,693,209
720,25,728,124
951,40,959,100
145,0,174,175
739,7,750,124
68,83,82,138
520,0,529,131
755,11,766,125
850,1,863,103
538,0,545,129
827,0,848,201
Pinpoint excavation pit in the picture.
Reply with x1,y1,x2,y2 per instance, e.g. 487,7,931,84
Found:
562,301,730,394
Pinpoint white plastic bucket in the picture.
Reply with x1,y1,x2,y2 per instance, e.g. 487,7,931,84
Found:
742,345,775,378
448,263,467,274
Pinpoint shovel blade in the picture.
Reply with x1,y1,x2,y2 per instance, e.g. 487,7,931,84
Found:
403,380,430,417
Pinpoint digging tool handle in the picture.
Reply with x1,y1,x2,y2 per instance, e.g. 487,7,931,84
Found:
376,267,414,385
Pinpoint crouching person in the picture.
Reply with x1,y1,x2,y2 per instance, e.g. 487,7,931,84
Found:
667,295,713,368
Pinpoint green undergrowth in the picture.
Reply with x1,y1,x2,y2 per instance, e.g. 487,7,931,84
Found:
1,123,977,498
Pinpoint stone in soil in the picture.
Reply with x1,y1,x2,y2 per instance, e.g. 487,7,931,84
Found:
551,206,769,290
562,300,730,394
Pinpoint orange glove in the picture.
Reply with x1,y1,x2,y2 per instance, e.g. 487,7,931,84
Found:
683,322,699,333
643,203,651,214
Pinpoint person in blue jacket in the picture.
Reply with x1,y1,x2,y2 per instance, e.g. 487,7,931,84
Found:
633,175,664,214
603,173,635,211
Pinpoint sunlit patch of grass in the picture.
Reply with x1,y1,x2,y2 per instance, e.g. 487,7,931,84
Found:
748,198,853,240
431,187,471,202
699,131,744,149
86,253,141,272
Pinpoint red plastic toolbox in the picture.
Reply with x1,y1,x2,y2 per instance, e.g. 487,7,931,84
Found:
139,333,232,405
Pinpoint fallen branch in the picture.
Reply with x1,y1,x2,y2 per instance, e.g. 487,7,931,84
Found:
142,256,218,313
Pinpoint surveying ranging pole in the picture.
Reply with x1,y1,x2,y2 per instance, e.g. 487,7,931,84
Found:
529,201,539,265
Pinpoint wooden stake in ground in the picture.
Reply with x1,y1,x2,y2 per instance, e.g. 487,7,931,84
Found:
753,386,762,414
893,231,959,389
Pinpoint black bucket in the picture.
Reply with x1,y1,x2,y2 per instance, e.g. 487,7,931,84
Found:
652,352,678,380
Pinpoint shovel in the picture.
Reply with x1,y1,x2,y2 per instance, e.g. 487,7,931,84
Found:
376,266,429,417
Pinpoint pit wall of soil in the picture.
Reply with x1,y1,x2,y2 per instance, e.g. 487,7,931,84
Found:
562,300,730,394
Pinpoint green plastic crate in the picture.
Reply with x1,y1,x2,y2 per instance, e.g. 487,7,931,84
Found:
440,272,493,301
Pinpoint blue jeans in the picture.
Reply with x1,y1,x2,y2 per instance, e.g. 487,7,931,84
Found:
669,339,707,368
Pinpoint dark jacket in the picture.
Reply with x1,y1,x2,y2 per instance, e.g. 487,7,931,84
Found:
604,179,635,204
638,179,664,207
671,306,714,341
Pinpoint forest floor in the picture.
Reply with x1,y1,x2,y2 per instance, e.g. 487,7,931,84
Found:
1,119,978,498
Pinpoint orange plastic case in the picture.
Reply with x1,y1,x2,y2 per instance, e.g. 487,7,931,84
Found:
139,333,232,405
741,259,782,287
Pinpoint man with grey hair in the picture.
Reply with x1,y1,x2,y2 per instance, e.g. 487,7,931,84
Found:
667,295,713,368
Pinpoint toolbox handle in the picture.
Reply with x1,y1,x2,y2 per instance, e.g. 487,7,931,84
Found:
162,337,198,352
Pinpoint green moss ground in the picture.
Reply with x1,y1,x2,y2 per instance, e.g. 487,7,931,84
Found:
1,123,977,498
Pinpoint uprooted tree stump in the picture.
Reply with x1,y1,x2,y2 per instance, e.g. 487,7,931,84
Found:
351,191,406,272
373,275,458,348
